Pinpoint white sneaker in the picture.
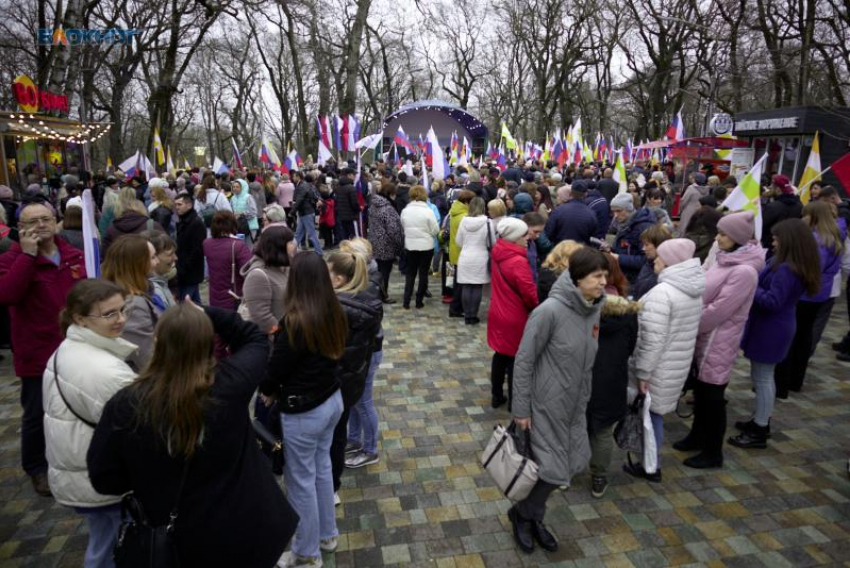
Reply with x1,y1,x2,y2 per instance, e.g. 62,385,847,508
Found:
344,441,362,457
320,536,338,552
345,451,380,469
334,492,341,506
278,551,323,567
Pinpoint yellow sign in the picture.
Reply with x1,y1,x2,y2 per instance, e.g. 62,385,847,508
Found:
12,75,39,113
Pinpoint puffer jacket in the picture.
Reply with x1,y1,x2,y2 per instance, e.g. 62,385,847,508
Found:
487,239,539,356
43,325,137,507
630,257,705,415
694,242,765,385
401,201,440,251
367,195,404,261
802,229,845,303
456,216,496,284
102,212,165,256
612,207,656,281
512,270,603,486
336,290,381,407
448,200,469,265
239,257,289,334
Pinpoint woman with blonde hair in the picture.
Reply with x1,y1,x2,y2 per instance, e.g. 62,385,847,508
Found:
400,185,440,309
325,251,382,493
148,181,175,235
102,187,165,255
101,234,160,371
338,239,386,469
88,302,298,567
537,240,584,300
488,199,507,233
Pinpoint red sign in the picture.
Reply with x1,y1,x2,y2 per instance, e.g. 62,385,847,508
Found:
12,75,69,114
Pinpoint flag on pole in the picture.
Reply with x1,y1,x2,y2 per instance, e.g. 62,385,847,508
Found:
212,157,229,175
346,115,360,151
318,140,333,166
117,151,139,176
613,150,628,194
421,155,430,192
426,127,449,180
332,115,343,152
166,146,175,175
81,189,100,278
316,116,332,150
153,127,165,166
183,157,191,170
665,106,686,140
722,153,768,240
832,152,850,194
231,139,243,169
393,126,414,153
501,123,517,150
798,131,821,204
355,132,382,151
106,157,113,170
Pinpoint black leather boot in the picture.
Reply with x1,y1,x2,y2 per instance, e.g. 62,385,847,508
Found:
508,506,534,553
683,451,724,469
532,520,558,552
728,423,768,449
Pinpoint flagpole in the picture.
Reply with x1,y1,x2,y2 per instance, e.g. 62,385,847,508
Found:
796,165,831,193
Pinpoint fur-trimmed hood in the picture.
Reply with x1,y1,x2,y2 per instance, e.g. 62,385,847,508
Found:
601,294,642,317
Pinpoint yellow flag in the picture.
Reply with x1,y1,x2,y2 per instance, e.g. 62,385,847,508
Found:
501,123,517,150
153,127,166,166
798,131,821,205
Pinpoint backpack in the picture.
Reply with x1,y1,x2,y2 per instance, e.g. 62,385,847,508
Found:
202,193,220,228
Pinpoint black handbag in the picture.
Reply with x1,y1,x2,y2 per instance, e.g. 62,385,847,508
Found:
113,461,190,568
614,394,645,454
252,401,284,476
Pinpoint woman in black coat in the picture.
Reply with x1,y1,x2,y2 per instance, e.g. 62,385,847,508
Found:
87,305,298,567
325,251,382,494
585,291,640,499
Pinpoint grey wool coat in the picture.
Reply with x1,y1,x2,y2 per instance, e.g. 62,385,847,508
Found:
512,270,603,486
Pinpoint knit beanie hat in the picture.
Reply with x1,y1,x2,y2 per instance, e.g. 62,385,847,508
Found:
773,174,793,194
610,193,635,212
657,238,696,267
498,217,529,243
717,211,755,245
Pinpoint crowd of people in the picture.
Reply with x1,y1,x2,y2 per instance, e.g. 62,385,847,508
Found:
0,151,848,564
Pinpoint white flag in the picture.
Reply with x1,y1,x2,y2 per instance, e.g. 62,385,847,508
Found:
318,140,333,166
355,132,383,150
81,189,100,278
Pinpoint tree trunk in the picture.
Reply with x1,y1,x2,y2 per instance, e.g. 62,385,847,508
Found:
340,0,371,116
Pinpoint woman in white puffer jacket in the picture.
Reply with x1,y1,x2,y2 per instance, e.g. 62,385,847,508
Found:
43,279,137,568
456,197,497,324
624,238,705,483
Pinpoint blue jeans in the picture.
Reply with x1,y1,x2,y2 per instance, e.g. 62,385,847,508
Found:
178,284,201,304
295,213,323,255
650,411,664,466
751,360,776,427
282,390,342,559
74,504,122,568
348,351,382,454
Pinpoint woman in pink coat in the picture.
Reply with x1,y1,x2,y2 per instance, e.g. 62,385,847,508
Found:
674,211,765,469
487,218,539,411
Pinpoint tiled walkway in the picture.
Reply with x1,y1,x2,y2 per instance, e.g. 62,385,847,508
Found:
2,278,850,567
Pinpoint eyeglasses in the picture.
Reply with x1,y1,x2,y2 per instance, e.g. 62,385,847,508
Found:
86,304,134,322
20,216,55,228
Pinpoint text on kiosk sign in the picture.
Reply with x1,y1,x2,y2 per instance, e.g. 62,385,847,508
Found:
734,117,799,132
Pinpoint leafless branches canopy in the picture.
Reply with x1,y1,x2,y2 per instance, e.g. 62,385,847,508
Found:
0,0,846,163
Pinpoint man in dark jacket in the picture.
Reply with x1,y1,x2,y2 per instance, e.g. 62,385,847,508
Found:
483,168,500,203
761,174,802,252
609,193,656,283
0,203,86,497
597,168,620,203
335,170,361,241
174,193,206,303
544,183,598,245
503,161,523,185
583,181,611,241
292,171,323,255
394,172,411,214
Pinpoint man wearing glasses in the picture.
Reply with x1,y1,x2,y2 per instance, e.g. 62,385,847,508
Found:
0,202,86,497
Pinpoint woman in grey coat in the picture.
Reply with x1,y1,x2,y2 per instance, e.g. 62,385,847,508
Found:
509,247,608,554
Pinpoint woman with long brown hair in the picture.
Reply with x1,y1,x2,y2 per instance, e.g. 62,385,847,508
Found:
773,201,846,398
87,302,297,567
261,252,348,567
101,234,160,370
731,218,821,449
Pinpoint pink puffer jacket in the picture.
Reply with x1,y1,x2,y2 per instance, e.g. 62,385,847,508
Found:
694,242,765,385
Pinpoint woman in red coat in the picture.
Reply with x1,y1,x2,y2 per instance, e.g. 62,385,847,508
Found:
487,217,539,410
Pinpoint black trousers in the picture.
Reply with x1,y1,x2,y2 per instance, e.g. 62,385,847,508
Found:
339,220,356,241
450,281,464,316
516,479,559,522
21,377,47,477
491,352,515,404
775,300,822,396
331,405,352,492
376,259,394,300
403,249,433,306
462,284,483,319
809,298,836,356
688,381,728,459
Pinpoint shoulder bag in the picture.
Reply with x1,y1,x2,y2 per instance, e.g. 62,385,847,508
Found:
113,459,190,568
480,421,539,502
52,350,96,428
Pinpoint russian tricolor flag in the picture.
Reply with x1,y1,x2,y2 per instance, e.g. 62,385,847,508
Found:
665,107,685,140
393,126,414,152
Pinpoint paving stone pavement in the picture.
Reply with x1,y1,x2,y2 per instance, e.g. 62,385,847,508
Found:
1,275,850,567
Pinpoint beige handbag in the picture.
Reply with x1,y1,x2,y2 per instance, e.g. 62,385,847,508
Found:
480,422,539,501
